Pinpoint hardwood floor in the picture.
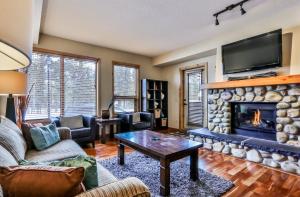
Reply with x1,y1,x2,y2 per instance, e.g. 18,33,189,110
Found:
84,138,300,197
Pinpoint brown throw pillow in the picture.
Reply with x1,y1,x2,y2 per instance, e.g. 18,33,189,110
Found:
0,165,85,197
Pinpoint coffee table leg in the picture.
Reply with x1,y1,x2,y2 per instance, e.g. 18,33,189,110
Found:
160,159,170,196
118,143,125,165
190,149,199,181
109,125,114,139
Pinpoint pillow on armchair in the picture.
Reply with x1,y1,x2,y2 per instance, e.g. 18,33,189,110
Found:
61,115,84,129
132,112,141,123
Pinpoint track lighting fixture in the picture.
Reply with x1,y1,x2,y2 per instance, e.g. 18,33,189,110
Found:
215,16,219,26
213,0,250,26
240,4,246,15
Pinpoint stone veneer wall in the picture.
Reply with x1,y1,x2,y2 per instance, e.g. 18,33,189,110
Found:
207,84,300,146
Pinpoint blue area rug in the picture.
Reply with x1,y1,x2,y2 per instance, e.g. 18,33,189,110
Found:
99,152,234,197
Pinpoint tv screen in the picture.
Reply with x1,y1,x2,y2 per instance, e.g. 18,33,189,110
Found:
222,29,282,74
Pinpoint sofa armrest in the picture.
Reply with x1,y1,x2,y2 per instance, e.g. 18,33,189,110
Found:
140,112,154,130
75,177,150,197
57,127,72,140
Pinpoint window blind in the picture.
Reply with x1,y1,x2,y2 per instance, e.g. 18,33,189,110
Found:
26,51,97,120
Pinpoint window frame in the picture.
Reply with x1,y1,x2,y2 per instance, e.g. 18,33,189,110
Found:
26,47,100,119
112,61,140,114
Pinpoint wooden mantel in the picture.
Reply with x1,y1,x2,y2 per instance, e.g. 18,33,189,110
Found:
202,74,300,89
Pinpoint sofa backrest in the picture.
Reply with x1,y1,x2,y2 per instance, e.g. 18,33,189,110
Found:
0,116,27,162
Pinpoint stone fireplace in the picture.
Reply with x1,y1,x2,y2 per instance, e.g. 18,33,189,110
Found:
207,85,300,146
232,102,277,141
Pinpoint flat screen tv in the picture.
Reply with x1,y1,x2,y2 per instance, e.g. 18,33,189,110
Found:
222,29,282,74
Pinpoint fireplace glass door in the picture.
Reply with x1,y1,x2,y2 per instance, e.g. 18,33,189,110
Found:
232,102,277,140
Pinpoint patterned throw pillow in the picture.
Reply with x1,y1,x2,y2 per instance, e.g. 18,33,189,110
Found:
60,115,84,129
30,124,60,151
20,155,98,190
132,112,141,123
0,165,84,197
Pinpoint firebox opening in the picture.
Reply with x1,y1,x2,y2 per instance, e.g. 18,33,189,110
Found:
232,102,277,141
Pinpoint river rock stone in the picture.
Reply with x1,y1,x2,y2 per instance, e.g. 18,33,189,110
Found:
223,127,230,134
222,145,231,154
263,158,280,168
224,112,231,118
221,91,232,101
280,90,287,96
208,114,216,119
224,102,230,107
213,142,224,152
259,150,271,158
265,91,283,102
208,123,215,131
283,96,297,103
221,118,230,123
229,143,237,148
213,126,220,133
203,143,212,150
292,102,300,108
246,149,262,163
194,137,203,143
254,96,264,102
217,99,224,106
212,94,220,100
277,85,288,91
288,156,297,162
284,124,298,134
236,88,245,96
287,109,300,118
277,102,290,109
232,95,241,101
245,87,253,92
276,132,288,143
213,118,221,123
266,86,274,91
245,92,255,101
276,124,283,132
210,104,218,111
231,148,246,158
221,106,230,112
276,117,292,124
280,161,299,173
276,110,287,117
216,114,224,118
254,87,266,96
288,88,300,96
272,153,285,161
287,140,300,147
293,121,300,128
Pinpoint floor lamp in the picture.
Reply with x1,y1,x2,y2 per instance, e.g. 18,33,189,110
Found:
0,71,27,123
0,39,31,123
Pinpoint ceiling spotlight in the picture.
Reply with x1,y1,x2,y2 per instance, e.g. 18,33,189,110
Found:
215,16,219,26
240,4,246,15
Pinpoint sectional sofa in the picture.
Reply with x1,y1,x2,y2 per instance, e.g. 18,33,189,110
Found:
0,116,150,197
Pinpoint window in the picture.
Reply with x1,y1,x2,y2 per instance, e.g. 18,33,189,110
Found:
113,62,139,113
26,50,97,119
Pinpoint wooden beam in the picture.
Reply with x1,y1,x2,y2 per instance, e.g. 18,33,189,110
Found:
202,75,300,89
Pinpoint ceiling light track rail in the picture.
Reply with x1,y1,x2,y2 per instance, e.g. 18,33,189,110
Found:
213,0,250,26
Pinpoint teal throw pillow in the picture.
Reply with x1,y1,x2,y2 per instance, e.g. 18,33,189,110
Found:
19,155,98,190
30,124,60,150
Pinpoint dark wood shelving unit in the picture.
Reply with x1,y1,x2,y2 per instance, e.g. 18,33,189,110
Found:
141,79,168,129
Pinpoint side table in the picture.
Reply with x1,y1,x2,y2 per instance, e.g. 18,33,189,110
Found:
96,118,121,144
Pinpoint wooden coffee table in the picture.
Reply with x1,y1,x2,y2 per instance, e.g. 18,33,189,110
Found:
114,130,202,196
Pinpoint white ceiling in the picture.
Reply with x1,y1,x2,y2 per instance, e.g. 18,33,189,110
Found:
38,0,300,57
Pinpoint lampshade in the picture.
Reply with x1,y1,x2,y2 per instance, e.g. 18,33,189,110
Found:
0,71,27,95
0,40,31,70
